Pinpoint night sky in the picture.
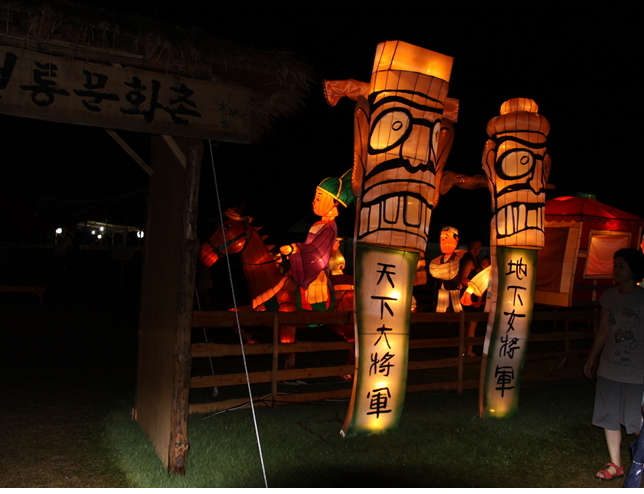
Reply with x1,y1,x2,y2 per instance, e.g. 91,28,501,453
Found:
1,1,639,249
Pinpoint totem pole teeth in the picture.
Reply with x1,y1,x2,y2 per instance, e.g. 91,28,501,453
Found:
496,203,544,239
424,208,432,238
404,197,422,228
383,197,400,224
358,194,432,248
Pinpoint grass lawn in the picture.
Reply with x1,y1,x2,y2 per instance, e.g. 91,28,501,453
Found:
105,378,631,488
0,292,632,488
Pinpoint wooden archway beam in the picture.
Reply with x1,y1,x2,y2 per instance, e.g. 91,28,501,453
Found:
104,128,153,176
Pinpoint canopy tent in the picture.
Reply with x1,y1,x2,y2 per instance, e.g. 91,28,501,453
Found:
535,196,644,307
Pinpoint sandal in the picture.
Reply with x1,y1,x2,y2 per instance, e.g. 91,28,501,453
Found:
595,462,624,481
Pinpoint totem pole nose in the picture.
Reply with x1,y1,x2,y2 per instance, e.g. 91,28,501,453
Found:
528,162,543,194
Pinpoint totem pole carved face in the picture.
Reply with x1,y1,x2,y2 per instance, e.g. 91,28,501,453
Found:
353,41,454,253
482,98,551,248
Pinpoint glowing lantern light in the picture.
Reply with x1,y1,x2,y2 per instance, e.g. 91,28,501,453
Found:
461,265,492,305
325,40,455,436
198,177,357,359
199,207,298,345
429,226,464,312
482,97,551,249
480,98,551,418
281,170,354,311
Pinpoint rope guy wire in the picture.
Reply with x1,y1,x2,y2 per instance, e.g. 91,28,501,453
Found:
208,139,268,488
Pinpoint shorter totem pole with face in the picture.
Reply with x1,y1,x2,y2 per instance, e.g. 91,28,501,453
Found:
479,97,551,418
325,40,456,436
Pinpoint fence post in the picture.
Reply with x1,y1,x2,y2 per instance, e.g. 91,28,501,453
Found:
271,312,279,408
458,310,465,394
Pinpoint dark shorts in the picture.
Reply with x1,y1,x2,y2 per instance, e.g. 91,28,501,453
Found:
592,376,644,434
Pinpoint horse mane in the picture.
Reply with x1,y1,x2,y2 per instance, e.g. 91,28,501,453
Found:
226,208,283,303
224,206,251,223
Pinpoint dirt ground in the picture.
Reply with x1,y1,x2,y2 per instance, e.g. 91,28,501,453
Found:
0,289,138,487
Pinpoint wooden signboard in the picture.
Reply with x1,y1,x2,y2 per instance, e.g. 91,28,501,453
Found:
0,46,251,143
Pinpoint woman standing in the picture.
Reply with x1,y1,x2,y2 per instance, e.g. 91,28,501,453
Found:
584,248,644,481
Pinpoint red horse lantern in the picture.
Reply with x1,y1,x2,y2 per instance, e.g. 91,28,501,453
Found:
199,207,355,366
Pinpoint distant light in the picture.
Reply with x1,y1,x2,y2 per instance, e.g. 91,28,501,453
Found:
55,228,62,234
576,191,596,200
97,234,103,239
100,226,104,231
91,230,96,235
137,231,144,238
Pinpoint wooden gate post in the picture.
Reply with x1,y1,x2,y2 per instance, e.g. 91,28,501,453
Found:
169,137,203,474
134,135,203,475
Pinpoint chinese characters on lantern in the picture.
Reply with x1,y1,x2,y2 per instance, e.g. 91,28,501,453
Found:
0,47,250,140
342,244,415,436
483,247,537,416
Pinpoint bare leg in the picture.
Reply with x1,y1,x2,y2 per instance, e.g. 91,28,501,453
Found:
605,429,622,466
596,429,622,478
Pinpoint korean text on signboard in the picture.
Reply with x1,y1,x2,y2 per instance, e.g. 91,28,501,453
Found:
0,47,251,142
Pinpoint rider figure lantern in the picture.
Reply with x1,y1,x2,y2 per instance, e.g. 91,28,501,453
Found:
325,40,455,436
281,170,354,311
480,97,551,418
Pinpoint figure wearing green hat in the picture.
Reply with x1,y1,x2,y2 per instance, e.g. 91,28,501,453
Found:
280,170,354,313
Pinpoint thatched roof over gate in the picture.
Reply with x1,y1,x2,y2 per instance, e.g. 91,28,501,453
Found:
0,0,312,141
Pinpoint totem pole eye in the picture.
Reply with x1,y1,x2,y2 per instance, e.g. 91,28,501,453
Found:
369,108,412,153
497,149,535,180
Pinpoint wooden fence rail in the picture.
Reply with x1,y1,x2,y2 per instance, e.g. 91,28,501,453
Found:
189,308,598,414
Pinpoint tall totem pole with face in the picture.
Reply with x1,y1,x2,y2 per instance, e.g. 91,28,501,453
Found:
325,41,455,436
480,97,551,418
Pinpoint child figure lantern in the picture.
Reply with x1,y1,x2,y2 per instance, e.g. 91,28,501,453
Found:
480,97,551,418
325,40,455,436
429,226,464,312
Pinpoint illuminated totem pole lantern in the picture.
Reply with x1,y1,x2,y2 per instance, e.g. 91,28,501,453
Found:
325,40,455,436
480,97,551,418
